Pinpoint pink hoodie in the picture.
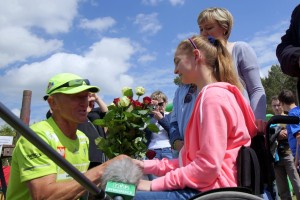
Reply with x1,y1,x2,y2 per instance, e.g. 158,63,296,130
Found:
143,82,257,192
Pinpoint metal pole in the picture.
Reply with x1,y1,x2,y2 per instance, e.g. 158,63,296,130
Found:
0,101,109,199
16,90,32,141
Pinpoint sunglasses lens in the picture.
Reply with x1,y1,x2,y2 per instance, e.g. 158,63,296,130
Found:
69,79,81,87
84,79,90,85
184,94,192,103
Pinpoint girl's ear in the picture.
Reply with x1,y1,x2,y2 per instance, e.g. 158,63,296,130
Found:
193,49,202,61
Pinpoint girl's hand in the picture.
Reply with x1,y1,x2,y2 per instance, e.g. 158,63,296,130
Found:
137,180,152,191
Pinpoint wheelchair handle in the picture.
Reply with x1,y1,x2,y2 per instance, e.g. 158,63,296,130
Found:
266,115,299,127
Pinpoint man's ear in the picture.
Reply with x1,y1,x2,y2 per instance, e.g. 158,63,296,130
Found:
47,96,56,110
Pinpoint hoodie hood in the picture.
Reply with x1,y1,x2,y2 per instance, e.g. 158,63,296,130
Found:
200,82,257,138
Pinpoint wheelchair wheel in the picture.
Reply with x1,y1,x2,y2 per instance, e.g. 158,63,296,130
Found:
190,191,263,200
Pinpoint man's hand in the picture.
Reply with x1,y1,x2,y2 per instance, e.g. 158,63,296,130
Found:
132,158,144,170
277,129,288,140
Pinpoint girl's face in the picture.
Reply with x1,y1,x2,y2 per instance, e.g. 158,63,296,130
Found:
174,49,196,84
199,19,227,41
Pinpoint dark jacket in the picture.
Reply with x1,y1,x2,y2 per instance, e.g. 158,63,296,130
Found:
78,107,107,168
276,4,300,77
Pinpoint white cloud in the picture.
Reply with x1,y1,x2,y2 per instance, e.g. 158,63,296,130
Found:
0,0,78,34
260,64,273,78
79,17,116,32
142,0,163,6
0,37,137,110
176,32,198,41
0,0,78,68
141,0,184,6
247,21,290,78
134,13,162,35
0,27,63,68
138,54,156,63
168,0,185,6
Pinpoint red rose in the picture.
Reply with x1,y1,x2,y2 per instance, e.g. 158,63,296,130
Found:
146,149,156,160
113,98,120,105
143,96,151,105
132,100,142,109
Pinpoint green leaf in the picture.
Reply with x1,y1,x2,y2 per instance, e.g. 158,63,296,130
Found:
92,119,106,127
147,123,159,132
105,110,116,121
137,109,148,115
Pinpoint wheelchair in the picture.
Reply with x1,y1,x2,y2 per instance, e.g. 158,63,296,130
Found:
189,115,300,200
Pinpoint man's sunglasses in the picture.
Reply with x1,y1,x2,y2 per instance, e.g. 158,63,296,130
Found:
184,84,197,103
48,79,90,94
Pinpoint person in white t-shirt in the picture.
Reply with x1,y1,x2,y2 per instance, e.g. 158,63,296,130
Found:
145,91,172,165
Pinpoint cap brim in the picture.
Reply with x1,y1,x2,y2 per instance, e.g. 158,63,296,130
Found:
43,85,100,101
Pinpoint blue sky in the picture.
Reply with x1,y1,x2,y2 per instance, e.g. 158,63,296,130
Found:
0,0,299,125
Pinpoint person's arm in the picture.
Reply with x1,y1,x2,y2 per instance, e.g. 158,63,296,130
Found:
144,125,152,147
27,155,125,199
157,115,170,133
236,42,266,120
94,93,108,113
169,121,184,151
169,88,184,150
294,132,300,143
149,94,231,191
276,4,300,77
169,115,181,145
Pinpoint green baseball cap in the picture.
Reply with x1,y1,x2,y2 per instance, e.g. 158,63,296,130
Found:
43,73,100,100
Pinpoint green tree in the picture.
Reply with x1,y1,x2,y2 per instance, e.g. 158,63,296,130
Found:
261,64,297,114
0,125,16,165
0,124,17,143
0,125,16,136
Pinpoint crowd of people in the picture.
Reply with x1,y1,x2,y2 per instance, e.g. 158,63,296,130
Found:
4,4,300,200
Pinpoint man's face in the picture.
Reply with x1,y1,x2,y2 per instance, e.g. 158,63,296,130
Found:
51,91,89,124
271,99,283,115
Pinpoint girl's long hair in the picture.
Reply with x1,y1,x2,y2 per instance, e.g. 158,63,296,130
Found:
177,35,242,91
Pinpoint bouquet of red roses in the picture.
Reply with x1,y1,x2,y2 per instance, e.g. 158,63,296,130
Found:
94,87,158,159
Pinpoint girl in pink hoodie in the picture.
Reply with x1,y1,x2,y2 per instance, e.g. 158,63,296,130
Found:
134,36,257,200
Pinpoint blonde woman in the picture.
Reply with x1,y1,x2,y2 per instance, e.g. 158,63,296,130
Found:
198,7,266,121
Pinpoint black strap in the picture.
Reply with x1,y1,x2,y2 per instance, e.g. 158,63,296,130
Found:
237,146,261,195
248,147,260,195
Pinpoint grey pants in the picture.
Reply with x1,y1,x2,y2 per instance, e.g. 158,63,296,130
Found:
274,152,300,200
